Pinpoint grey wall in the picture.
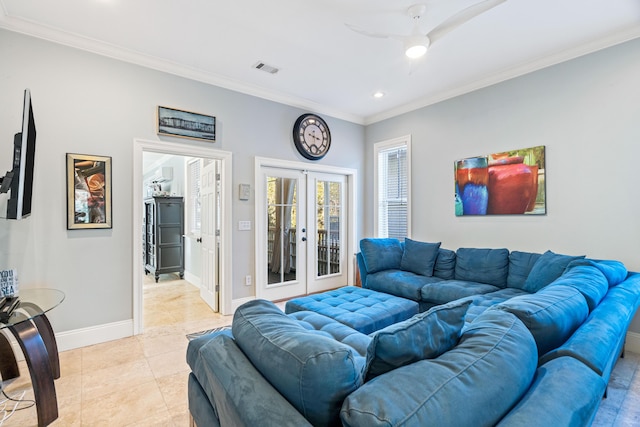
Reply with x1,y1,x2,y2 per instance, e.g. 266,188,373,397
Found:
365,37,640,332
0,29,365,333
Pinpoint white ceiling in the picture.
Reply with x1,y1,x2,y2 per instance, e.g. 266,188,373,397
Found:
1,0,639,125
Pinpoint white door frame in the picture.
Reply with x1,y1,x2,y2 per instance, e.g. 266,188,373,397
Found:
132,138,233,335
254,157,357,299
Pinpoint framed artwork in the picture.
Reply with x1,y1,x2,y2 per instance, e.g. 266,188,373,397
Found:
455,145,546,216
157,106,216,141
66,153,112,229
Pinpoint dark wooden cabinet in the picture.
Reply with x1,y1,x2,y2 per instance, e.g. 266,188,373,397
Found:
143,196,184,282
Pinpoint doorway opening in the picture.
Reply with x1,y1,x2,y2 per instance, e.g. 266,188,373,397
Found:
132,138,232,335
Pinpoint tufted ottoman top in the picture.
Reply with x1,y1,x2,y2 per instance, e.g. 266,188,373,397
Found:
284,287,419,334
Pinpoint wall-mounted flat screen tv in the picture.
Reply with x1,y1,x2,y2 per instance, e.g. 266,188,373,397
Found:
0,89,37,220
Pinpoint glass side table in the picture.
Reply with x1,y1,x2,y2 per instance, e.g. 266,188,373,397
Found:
0,288,65,427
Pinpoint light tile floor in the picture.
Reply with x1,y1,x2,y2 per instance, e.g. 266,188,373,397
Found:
1,274,232,426
1,276,639,426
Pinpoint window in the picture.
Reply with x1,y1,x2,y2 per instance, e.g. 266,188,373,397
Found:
374,136,411,239
186,158,201,236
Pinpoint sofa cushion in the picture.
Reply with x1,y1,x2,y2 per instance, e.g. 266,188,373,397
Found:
497,357,606,427
550,264,609,311
360,238,403,273
364,299,471,381
195,335,313,427
341,310,538,427
523,250,585,292
462,288,530,325
454,247,510,287
232,299,365,427
494,284,589,356
420,280,500,306
568,258,628,287
539,274,640,383
507,251,542,289
400,238,441,277
433,248,456,280
366,270,442,302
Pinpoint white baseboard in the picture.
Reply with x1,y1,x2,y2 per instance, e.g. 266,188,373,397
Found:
5,319,134,361
55,319,134,352
231,296,254,312
184,271,201,288
625,331,640,354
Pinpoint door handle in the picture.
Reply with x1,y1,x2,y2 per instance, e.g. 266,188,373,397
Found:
301,237,307,242
197,237,202,243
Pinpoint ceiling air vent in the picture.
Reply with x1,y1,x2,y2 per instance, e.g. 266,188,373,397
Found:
253,61,279,74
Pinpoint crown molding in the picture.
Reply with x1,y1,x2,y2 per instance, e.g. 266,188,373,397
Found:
364,26,640,125
0,13,366,125
2,9,638,127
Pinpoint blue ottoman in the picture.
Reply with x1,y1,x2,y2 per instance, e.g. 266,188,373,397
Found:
284,287,419,334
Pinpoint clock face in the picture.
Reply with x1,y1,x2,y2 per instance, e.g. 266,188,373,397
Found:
293,114,331,160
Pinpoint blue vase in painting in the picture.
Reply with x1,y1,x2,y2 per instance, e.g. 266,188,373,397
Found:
455,156,489,215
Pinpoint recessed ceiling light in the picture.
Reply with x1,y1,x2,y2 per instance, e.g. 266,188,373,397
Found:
373,91,385,98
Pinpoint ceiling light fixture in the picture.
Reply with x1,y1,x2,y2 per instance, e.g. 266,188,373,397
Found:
373,91,385,98
404,37,429,59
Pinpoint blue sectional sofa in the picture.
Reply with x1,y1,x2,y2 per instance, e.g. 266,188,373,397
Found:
186,238,640,427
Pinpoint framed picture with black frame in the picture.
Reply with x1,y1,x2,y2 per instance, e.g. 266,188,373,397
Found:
66,153,112,229
157,106,216,141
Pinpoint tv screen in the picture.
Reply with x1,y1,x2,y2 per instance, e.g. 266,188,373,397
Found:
0,89,36,220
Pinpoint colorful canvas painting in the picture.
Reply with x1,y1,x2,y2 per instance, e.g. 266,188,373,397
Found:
455,145,546,216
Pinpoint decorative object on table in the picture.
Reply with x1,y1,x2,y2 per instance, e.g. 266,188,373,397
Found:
66,153,112,229
0,268,18,297
157,106,216,141
292,113,331,160
455,145,546,216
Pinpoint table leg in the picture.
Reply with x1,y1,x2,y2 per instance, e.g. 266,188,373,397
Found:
9,314,58,427
20,303,60,379
0,330,20,381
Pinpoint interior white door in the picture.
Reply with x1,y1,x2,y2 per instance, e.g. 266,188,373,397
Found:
200,160,218,311
306,172,347,294
259,167,307,301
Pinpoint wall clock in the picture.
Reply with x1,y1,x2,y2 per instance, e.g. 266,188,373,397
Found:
292,113,331,161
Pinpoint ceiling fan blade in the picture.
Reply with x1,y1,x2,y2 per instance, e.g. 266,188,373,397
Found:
345,23,404,40
426,0,508,45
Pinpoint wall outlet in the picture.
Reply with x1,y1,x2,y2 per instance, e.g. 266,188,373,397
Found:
244,275,252,286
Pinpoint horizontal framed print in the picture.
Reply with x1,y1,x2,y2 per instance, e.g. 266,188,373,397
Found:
455,145,546,216
66,153,112,229
157,106,216,141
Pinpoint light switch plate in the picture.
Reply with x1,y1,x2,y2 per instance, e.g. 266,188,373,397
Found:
239,184,250,200
238,220,251,231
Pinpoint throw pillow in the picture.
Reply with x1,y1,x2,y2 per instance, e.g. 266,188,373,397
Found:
359,238,403,274
506,251,542,289
433,248,456,280
523,250,585,292
364,299,471,381
400,238,441,277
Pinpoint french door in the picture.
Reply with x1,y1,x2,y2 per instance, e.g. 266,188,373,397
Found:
258,167,348,301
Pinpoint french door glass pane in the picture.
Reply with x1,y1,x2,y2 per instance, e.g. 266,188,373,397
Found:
267,177,297,284
316,180,341,277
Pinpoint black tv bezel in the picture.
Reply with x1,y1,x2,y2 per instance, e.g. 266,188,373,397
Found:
4,89,36,220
